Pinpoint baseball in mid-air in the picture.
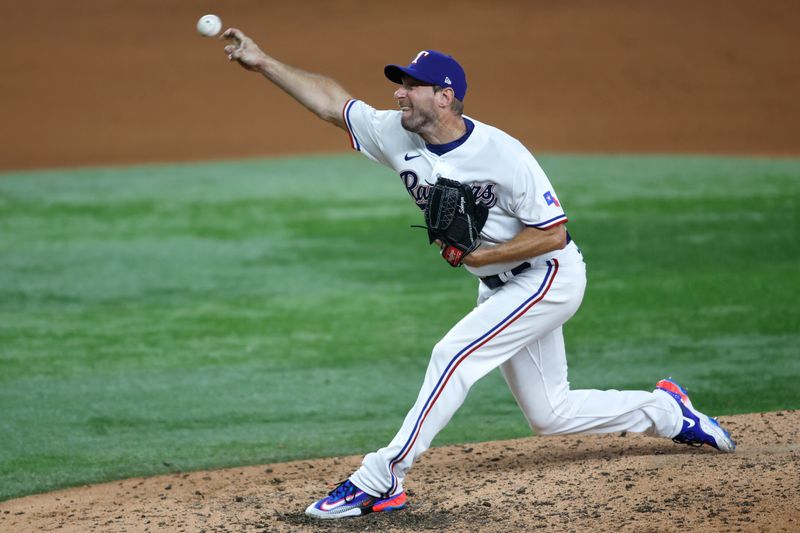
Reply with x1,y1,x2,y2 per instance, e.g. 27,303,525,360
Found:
197,14,222,37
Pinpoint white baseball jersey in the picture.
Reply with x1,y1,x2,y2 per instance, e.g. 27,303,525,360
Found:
342,99,575,277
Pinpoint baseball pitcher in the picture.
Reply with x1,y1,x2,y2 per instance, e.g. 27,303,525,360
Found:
220,28,735,520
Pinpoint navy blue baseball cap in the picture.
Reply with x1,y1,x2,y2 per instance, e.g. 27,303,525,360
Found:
384,50,467,101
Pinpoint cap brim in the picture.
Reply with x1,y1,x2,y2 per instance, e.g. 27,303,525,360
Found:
384,64,437,86
384,64,410,84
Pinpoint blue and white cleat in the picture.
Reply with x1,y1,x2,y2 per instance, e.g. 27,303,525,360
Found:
655,378,736,453
305,479,407,519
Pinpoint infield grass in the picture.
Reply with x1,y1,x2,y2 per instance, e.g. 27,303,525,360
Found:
1,153,798,501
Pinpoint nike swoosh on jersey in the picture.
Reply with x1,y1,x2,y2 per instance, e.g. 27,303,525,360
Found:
683,416,696,429
404,153,421,161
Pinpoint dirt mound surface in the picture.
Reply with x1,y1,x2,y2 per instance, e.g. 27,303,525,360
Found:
2,411,797,532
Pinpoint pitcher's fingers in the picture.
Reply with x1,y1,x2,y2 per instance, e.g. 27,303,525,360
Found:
221,28,243,43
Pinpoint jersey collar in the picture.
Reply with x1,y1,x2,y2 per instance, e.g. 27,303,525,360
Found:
425,118,475,156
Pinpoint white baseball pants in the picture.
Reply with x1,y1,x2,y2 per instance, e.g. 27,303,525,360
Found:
350,248,682,497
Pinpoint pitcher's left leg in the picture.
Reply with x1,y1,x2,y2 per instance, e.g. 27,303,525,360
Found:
350,260,576,498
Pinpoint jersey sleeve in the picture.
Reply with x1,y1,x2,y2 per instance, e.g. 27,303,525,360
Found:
510,154,568,229
341,99,398,166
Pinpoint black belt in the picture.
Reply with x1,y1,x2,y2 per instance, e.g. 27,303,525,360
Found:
480,262,532,290
479,231,575,289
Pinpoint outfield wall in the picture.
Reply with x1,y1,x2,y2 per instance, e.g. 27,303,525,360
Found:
1,0,799,170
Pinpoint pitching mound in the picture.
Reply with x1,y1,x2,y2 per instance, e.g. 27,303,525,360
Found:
1,411,797,532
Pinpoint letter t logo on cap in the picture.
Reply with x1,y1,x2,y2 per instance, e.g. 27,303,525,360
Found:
412,51,430,64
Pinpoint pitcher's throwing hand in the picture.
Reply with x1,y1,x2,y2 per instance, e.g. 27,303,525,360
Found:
222,28,267,71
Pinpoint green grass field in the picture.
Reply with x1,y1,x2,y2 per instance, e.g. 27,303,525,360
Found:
1,153,798,502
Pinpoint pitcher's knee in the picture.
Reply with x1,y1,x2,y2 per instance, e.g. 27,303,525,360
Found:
430,340,455,368
429,340,472,388
530,416,559,435
528,407,570,436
